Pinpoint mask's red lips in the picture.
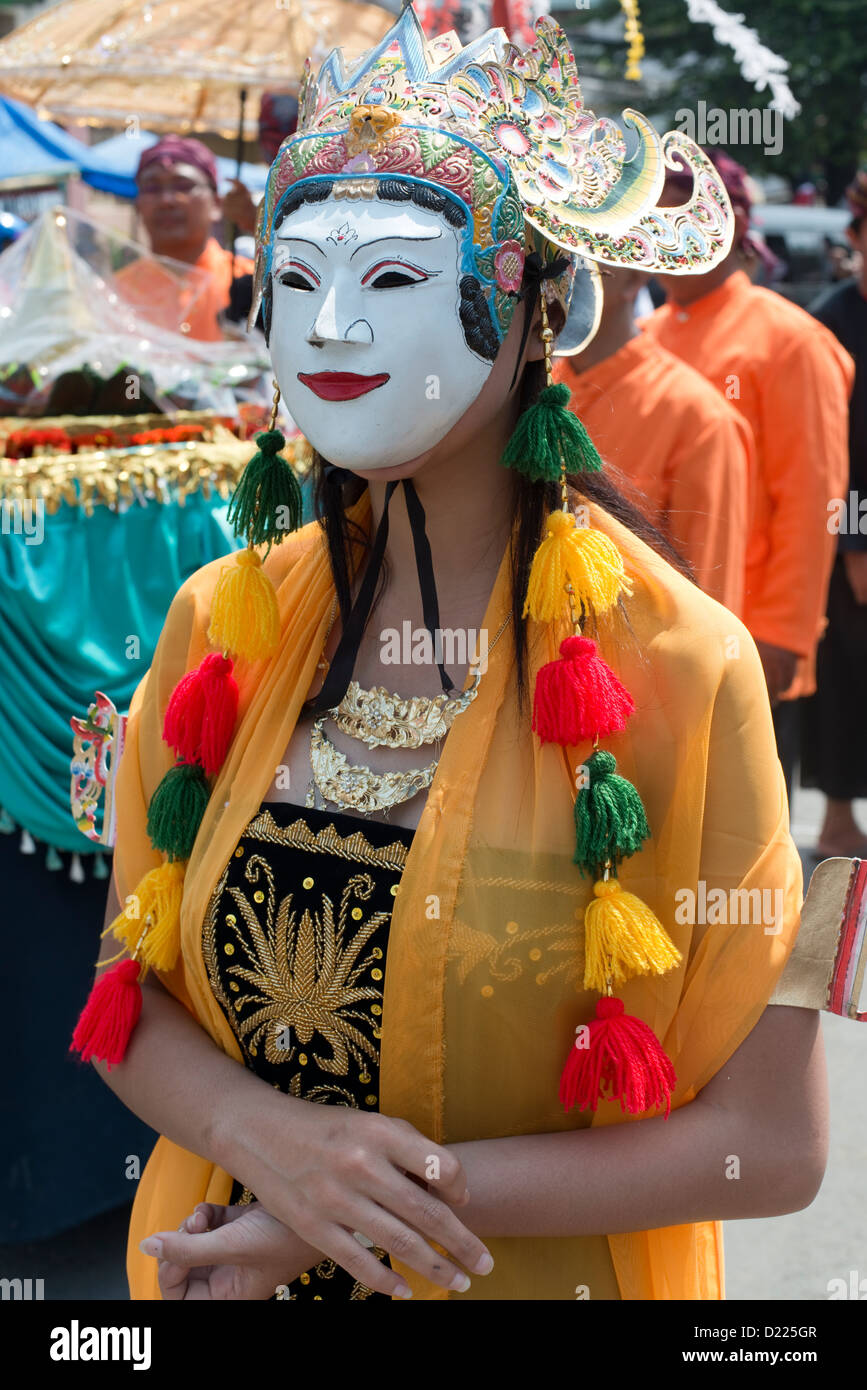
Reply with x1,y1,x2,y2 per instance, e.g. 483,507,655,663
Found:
298,371,390,401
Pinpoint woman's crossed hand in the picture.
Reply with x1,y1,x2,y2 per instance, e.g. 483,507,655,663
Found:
145,1103,494,1299
143,1202,317,1301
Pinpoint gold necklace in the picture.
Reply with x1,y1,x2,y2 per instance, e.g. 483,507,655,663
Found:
332,669,481,750
307,719,437,813
307,612,511,815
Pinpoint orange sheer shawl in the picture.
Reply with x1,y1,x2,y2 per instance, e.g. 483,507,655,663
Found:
117,493,802,1299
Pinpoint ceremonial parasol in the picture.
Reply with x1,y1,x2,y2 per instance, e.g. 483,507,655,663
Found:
0,0,395,140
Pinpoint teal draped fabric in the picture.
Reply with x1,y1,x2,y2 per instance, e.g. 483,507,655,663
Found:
0,494,242,852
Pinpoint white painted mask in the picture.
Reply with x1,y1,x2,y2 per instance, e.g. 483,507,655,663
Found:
268,196,494,471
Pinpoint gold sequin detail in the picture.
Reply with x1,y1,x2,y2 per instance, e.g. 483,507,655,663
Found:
465,871,585,896
299,1052,308,1065
351,907,362,920
243,809,409,872
365,1094,377,1106
229,981,239,992
359,1071,371,1084
303,876,314,889
389,884,398,897
204,859,388,1074
481,985,494,998
254,890,265,903
226,913,236,925
371,1004,382,1016
506,921,519,935
370,967,382,980
529,947,542,961
300,1273,310,1285
372,947,382,959
448,918,583,989
234,847,244,857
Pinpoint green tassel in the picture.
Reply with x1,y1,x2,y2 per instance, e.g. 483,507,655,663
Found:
574,750,650,877
45,845,63,871
93,852,110,880
227,429,302,549
500,383,604,482
146,763,210,862
0,807,15,834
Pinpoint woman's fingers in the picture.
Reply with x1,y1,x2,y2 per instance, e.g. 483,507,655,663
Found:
314,1227,414,1299
375,1173,493,1277
157,1258,195,1300
146,1223,262,1269
382,1120,469,1206
191,1202,248,1230
347,1199,476,1292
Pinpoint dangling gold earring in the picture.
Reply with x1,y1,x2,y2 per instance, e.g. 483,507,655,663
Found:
500,282,604,486
267,377,281,432
539,293,555,390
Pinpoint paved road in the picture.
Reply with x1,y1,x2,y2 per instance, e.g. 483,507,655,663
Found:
724,785,867,1302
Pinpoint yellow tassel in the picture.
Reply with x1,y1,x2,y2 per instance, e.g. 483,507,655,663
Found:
110,860,186,973
524,511,631,622
207,548,280,663
583,878,681,992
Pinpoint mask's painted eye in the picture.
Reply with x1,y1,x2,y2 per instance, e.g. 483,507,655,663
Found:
277,260,320,291
362,259,429,289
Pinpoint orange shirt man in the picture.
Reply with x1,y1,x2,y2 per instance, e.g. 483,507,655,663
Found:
644,152,853,712
115,135,253,342
555,267,749,612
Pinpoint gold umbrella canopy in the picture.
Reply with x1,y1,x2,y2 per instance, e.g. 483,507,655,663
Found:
0,0,395,138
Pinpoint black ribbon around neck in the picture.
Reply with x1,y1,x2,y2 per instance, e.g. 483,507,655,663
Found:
305,476,453,717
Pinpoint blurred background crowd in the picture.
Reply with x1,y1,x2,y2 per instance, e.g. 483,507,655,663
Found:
0,0,864,1297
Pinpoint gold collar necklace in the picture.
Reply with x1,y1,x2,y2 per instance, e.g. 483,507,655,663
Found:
304,479,510,816
306,611,510,816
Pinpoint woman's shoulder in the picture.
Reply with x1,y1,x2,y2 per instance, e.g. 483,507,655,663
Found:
588,500,759,697
165,519,328,639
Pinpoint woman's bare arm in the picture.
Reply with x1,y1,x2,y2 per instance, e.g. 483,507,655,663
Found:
146,1002,828,1294
446,1003,828,1237
91,878,281,1167
89,878,492,1296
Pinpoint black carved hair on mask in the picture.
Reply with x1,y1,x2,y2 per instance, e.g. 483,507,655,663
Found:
261,175,500,360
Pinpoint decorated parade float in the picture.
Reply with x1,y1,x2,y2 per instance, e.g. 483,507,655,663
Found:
0,205,311,1240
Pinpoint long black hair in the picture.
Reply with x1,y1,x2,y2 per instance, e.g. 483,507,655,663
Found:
265,175,694,706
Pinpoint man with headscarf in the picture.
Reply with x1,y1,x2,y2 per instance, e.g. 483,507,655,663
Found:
644,149,854,795
801,171,867,856
115,135,254,341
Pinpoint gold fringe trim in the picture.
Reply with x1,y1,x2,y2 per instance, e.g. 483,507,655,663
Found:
0,437,310,516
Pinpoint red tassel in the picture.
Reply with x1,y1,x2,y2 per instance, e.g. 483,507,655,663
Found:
559,996,676,1116
532,635,634,745
163,653,238,777
70,959,142,1068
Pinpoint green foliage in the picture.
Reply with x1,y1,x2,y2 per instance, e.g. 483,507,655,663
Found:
557,0,866,200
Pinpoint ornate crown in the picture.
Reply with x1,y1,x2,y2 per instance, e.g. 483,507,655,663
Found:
252,6,733,347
